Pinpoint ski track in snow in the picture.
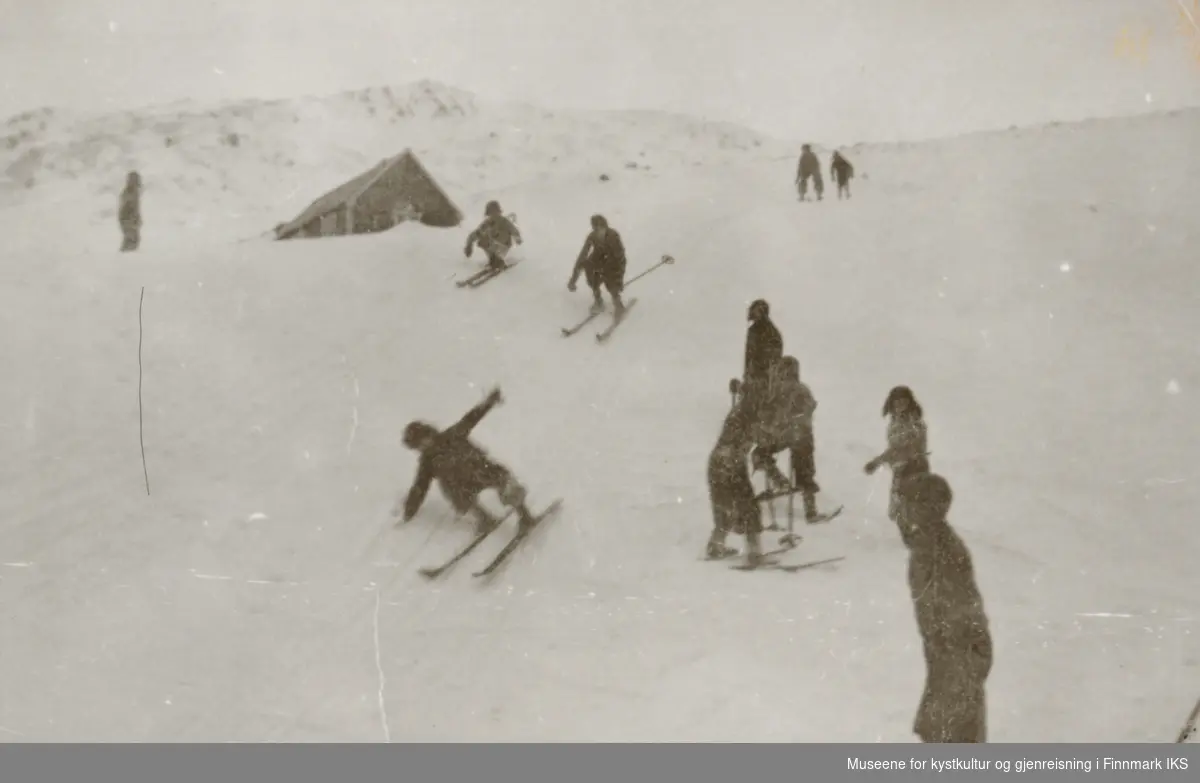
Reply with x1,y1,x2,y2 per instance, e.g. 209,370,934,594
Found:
0,88,1198,742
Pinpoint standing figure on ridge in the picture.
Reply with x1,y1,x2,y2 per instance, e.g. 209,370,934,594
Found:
464,200,522,272
568,214,628,317
830,150,855,200
795,144,824,202
118,171,142,252
393,387,538,537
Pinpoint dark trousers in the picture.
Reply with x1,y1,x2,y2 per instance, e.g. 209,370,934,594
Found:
708,452,759,536
584,260,626,300
798,173,824,200
120,222,140,252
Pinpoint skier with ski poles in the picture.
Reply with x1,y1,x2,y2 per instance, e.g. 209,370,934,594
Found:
568,214,628,317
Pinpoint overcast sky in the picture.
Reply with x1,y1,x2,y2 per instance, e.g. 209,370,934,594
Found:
2,0,1199,142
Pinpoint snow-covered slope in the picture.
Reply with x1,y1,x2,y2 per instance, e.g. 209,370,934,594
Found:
0,92,1198,742
0,80,786,252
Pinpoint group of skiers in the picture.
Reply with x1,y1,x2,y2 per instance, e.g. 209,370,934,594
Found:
701,301,992,743
796,145,856,201
399,149,990,744
464,200,630,317
705,298,818,562
397,202,632,533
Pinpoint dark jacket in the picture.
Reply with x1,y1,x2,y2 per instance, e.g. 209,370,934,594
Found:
403,397,508,520
744,318,783,387
904,514,992,743
707,399,759,535
119,184,141,226
571,228,627,287
467,214,521,252
757,377,817,448
830,152,854,182
797,150,821,180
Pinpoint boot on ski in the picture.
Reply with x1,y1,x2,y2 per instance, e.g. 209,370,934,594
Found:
744,533,769,568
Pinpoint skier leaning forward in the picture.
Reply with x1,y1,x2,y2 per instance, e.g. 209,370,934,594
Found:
464,200,522,272
394,387,538,535
704,396,767,565
568,214,628,317
751,356,823,521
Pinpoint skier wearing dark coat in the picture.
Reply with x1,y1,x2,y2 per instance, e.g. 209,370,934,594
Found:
742,299,784,419
705,397,764,565
897,471,993,743
795,144,823,201
752,356,823,520
568,214,628,317
465,201,522,271
830,151,855,199
395,387,536,535
118,171,142,252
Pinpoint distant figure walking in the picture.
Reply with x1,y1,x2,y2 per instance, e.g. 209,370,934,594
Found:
795,144,823,202
896,472,993,743
119,171,142,252
830,150,855,199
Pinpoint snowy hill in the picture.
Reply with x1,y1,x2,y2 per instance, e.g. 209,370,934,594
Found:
0,87,1198,742
0,80,785,251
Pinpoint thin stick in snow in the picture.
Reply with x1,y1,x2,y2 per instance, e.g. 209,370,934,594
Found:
139,286,151,496
1175,696,1200,743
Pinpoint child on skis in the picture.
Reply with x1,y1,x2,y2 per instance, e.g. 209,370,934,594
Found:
752,356,823,522
464,201,521,272
705,396,766,565
394,387,536,535
568,214,628,317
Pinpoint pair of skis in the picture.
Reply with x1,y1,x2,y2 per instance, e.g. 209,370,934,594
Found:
418,499,563,581
456,259,521,289
705,481,843,571
560,298,639,342
731,555,847,573
559,253,673,341
704,542,846,573
755,470,844,547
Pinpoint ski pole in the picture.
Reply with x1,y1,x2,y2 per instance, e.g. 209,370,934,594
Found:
625,254,675,288
1175,696,1200,743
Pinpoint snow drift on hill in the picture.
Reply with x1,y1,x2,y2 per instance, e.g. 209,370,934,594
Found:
0,79,790,251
